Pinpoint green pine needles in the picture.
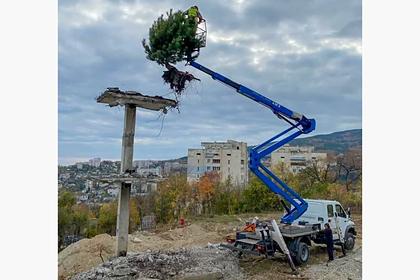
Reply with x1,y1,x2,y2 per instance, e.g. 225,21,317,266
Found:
142,9,203,65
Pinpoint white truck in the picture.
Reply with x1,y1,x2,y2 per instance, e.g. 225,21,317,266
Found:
224,199,357,268
294,199,356,251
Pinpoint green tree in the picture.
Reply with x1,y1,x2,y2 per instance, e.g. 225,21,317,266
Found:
98,201,118,235
58,191,76,249
72,203,90,236
240,176,282,213
153,174,190,223
213,177,240,215
129,199,141,233
59,191,76,208
142,9,203,65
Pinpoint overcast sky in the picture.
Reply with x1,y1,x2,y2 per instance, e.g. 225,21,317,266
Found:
58,0,361,165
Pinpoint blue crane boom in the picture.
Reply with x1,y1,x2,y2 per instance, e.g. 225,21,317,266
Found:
188,60,316,224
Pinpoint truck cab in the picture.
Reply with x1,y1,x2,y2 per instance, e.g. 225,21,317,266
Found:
293,199,356,250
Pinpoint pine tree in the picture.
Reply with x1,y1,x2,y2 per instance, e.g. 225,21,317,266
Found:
142,9,203,66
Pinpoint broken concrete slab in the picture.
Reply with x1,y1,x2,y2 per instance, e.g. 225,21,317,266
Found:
97,88,177,111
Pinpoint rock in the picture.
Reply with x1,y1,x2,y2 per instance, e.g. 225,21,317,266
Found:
112,268,136,277
132,237,142,243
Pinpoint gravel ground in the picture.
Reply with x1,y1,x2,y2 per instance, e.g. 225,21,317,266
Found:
304,246,362,280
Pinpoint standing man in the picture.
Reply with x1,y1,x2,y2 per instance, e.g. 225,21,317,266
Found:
324,223,334,262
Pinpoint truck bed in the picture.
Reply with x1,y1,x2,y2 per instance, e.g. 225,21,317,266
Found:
236,222,321,240
279,223,320,238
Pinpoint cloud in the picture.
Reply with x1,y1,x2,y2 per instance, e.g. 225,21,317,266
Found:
59,0,362,165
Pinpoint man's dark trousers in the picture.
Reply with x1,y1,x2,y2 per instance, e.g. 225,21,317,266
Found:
327,244,334,261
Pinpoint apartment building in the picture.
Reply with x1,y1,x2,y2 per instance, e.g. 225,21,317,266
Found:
271,145,327,174
88,157,101,168
187,140,248,187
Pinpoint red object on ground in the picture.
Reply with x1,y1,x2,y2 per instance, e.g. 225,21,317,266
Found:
179,217,185,227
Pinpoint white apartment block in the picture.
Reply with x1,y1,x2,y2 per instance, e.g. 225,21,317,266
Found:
88,157,101,167
271,145,327,174
137,166,162,177
187,140,248,187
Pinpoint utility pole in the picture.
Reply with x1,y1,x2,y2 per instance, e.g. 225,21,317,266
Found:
116,104,136,256
97,88,177,257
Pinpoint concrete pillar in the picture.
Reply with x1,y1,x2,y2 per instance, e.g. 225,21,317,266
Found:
116,104,136,256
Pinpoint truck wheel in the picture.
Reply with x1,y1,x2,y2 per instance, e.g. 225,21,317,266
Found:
344,233,355,251
294,242,310,265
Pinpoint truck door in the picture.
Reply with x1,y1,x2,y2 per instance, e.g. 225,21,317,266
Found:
334,204,348,243
326,204,340,240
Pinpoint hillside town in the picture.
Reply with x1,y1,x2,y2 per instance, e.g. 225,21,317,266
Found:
59,136,361,207
59,158,187,204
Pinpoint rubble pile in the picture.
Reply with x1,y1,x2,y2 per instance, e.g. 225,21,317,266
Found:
71,247,244,280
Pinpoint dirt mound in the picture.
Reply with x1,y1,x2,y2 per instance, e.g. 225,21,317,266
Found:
129,224,223,252
58,234,115,280
71,247,244,280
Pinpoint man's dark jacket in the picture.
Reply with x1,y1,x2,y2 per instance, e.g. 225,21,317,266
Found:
325,228,334,247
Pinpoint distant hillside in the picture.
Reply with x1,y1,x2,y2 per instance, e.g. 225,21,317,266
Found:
290,129,361,154
165,156,187,163
248,129,361,155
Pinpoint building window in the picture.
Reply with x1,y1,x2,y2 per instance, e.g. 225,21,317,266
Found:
207,166,211,171
198,159,200,164
212,166,220,171
228,167,230,172
207,159,211,163
227,153,231,156
241,160,244,164
228,160,230,165
197,167,199,171
281,156,285,159
213,159,220,163
196,153,201,156
237,146,239,150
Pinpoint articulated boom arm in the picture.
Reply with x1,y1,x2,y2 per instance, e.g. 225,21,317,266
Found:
189,61,316,224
